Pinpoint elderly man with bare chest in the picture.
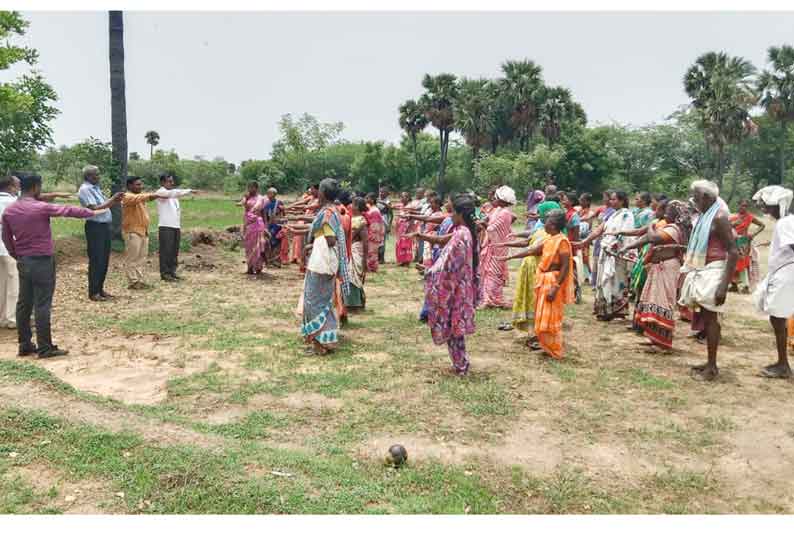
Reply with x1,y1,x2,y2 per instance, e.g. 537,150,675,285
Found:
678,180,738,382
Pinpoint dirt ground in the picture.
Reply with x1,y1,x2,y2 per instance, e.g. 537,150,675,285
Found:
2,220,794,514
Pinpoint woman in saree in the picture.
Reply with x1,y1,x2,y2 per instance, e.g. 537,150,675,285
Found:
525,188,546,231
241,182,268,275
496,204,557,340
424,194,480,375
413,196,455,322
619,201,690,351
300,179,350,355
263,187,285,267
393,192,414,266
479,185,517,309
344,197,369,311
729,199,765,293
590,190,616,289
364,193,386,272
578,190,634,321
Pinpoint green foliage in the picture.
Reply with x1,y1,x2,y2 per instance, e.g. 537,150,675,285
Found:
350,142,386,193
0,11,59,173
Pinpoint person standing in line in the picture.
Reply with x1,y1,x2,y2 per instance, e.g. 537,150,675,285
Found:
0,176,20,329
156,174,198,282
77,165,124,301
376,185,392,265
121,176,167,290
1,174,105,357
752,186,794,379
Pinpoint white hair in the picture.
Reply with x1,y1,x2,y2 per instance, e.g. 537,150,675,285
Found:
267,187,277,194
690,179,719,198
82,165,99,179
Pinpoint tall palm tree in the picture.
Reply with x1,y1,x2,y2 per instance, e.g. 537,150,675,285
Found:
145,130,160,160
684,51,757,188
108,10,127,238
454,78,493,161
537,86,580,146
500,59,544,151
398,99,429,184
757,44,794,185
420,73,458,191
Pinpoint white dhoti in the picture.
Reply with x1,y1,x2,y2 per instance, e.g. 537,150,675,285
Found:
754,262,794,318
678,260,728,313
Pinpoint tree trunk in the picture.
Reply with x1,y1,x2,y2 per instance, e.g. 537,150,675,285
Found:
437,129,446,191
780,119,787,186
149,144,153,160
109,11,127,239
412,134,419,185
716,144,724,190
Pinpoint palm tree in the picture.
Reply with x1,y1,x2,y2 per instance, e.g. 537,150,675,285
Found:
500,59,544,151
398,99,429,184
454,78,493,161
538,86,574,146
684,51,757,188
145,130,160,160
420,73,458,190
757,44,794,185
109,10,127,238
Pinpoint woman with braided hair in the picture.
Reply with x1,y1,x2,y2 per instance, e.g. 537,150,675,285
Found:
423,194,480,375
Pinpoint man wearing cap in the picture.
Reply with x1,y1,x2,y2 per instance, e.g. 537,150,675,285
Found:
121,176,168,290
78,165,124,301
479,185,517,309
752,185,794,379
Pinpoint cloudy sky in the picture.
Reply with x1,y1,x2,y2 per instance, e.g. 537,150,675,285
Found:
11,11,794,164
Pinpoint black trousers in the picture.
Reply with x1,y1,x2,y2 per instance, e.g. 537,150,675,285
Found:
16,255,56,353
85,221,111,297
159,227,181,278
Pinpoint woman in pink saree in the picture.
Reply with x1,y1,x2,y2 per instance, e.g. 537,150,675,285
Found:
241,181,267,275
393,192,414,266
365,193,386,272
478,185,517,308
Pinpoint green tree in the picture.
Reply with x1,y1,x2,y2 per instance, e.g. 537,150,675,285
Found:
420,73,459,192
144,130,160,159
398,99,429,184
129,151,140,161
0,11,59,173
109,10,128,237
454,78,493,161
350,142,386,194
500,59,544,151
538,86,583,146
684,51,757,188
757,44,794,185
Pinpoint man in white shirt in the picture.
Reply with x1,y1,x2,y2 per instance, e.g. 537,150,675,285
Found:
156,174,199,282
0,176,19,328
753,186,794,379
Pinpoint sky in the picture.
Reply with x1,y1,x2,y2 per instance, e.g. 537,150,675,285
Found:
9,11,794,164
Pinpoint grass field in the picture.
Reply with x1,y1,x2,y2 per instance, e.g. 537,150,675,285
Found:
1,197,793,514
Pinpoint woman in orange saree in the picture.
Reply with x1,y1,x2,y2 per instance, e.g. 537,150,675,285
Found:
729,199,765,293
532,210,575,359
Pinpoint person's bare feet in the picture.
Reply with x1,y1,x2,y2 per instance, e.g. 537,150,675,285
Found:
691,365,718,381
760,362,792,379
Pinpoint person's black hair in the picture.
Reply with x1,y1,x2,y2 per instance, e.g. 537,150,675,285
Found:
159,173,170,183
352,196,367,213
365,192,377,201
546,209,567,231
247,181,259,190
614,190,630,208
546,194,560,203
125,175,142,187
739,198,750,206
312,183,320,190
338,190,352,206
580,192,592,205
0,176,14,192
20,174,42,192
319,178,340,202
653,193,668,203
566,191,578,204
429,195,442,207
638,191,652,206
452,194,479,283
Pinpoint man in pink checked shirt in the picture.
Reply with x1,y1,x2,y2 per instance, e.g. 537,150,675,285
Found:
1,174,107,359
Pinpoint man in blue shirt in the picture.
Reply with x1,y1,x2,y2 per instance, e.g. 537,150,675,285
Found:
77,165,123,301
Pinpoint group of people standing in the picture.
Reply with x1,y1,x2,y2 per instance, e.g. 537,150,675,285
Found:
0,169,198,358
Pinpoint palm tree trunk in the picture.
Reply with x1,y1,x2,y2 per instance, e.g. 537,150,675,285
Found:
109,11,127,239
412,134,419,185
780,119,787,185
149,144,153,160
716,144,725,190
437,129,446,190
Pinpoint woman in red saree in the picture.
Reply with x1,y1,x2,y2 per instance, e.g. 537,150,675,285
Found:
393,192,415,266
365,193,386,272
729,199,765,293
478,186,517,308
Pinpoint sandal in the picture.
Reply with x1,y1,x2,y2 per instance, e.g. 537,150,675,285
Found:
497,322,514,331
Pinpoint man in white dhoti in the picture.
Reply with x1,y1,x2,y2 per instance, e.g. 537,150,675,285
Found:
752,185,794,379
678,180,738,381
